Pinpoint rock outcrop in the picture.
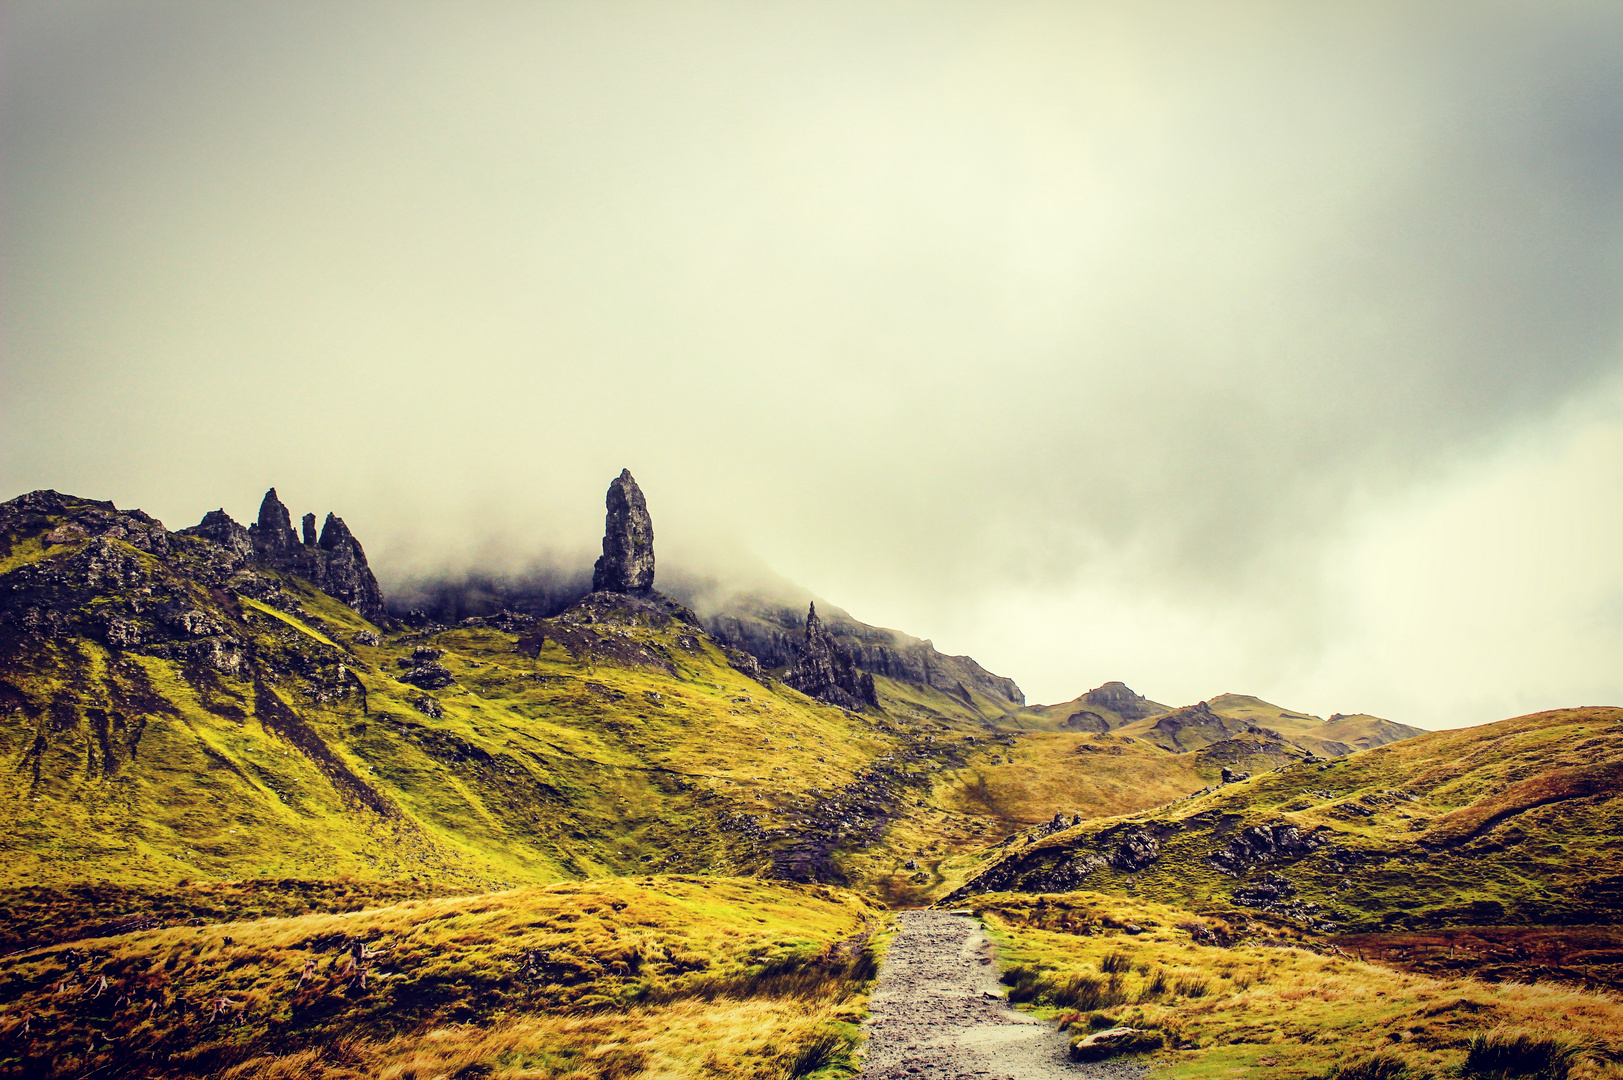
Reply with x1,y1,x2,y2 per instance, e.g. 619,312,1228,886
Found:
704,596,1023,708
591,469,655,595
181,508,251,560
1138,700,1268,753
184,489,386,623
783,602,878,710
315,512,386,621
1082,680,1163,722
250,488,301,557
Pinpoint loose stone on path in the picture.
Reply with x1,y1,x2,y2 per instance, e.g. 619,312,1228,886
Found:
858,910,1148,1080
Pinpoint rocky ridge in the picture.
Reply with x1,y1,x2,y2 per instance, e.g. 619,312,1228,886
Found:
181,488,386,622
705,596,1025,710
783,602,879,711
0,489,381,678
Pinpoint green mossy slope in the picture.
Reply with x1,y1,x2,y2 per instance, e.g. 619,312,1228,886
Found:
951,707,1623,932
0,493,1218,926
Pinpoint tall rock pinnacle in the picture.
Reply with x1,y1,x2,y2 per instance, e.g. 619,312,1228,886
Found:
197,488,386,624
317,512,386,622
250,488,299,555
591,469,655,594
784,602,878,710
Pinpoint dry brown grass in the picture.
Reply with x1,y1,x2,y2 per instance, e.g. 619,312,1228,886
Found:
1420,762,1622,846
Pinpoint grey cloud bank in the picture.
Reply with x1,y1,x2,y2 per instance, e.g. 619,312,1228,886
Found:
3,2,1621,726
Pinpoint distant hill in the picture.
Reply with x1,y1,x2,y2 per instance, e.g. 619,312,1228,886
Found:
1195,693,1426,756
1004,684,1423,769
1008,680,1172,731
948,705,1623,931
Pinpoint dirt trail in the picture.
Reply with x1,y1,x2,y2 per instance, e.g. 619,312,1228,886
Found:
858,910,1146,1080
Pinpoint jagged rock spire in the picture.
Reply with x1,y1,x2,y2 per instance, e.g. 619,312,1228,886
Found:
317,512,386,622
193,489,386,624
784,601,877,710
251,488,299,554
591,469,655,594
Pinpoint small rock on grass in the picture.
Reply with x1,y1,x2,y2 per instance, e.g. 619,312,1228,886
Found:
1070,1027,1164,1062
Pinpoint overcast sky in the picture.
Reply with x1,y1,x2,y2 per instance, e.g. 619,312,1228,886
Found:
5,2,1622,728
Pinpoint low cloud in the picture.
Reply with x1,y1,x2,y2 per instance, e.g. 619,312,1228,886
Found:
3,2,1621,724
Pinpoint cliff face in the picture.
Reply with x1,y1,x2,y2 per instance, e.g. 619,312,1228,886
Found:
703,594,1024,709
781,602,878,710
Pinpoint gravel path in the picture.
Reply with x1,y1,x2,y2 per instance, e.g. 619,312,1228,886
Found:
857,910,1148,1080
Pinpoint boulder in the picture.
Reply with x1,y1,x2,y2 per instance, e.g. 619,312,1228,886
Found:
1109,828,1161,871
1070,1027,1162,1062
399,661,454,690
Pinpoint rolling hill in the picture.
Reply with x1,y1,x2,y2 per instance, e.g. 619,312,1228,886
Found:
948,705,1623,932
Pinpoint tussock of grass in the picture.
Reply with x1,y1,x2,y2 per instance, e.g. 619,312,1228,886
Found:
1328,1050,1431,1080
1099,949,1133,974
1002,964,1129,1010
1463,1029,1594,1080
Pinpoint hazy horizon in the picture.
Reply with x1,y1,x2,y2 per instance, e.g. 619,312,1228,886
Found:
5,2,1622,726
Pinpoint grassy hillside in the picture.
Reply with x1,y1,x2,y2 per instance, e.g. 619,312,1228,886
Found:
972,890,1623,1080
0,569,890,892
950,707,1623,932
0,491,1217,914
0,875,882,1080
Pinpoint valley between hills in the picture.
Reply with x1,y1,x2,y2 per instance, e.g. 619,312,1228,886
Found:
0,475,1618,1080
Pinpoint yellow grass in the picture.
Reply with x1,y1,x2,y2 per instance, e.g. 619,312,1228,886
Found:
973,891,1623,1080
0,876,884,1080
